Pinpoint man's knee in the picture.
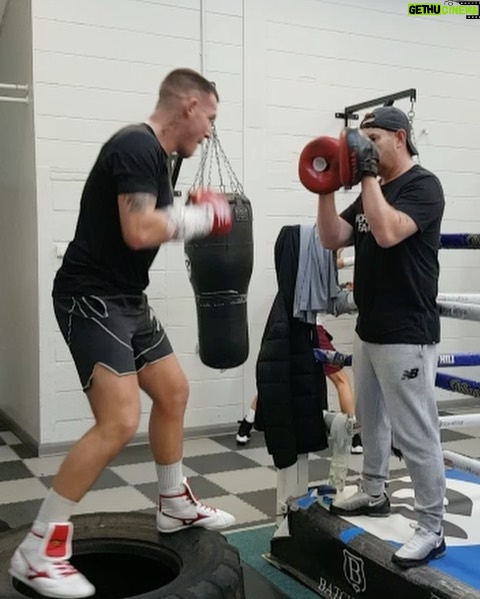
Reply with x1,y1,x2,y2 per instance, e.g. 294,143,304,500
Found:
167,379,190,413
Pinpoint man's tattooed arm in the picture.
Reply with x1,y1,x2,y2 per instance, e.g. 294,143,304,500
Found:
118,192,172,249
123,192,157,213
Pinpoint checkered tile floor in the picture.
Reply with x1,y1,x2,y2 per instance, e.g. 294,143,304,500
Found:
1,406,480,531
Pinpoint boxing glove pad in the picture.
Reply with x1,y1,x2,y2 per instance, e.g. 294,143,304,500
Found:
189,189,233,236
165,190,232,241
339,127,379,187
298,136,342,194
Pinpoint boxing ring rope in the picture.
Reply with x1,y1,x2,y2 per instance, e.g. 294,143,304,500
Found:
439,233,480,249
314,349,480,369
438,301,480,321
438,293,480,304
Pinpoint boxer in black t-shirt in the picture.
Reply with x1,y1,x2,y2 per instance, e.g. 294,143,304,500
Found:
10,69,235,599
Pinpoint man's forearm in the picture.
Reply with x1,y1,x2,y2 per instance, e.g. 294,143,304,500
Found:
317,194,347,250
123,209,174,250
361,177,414,248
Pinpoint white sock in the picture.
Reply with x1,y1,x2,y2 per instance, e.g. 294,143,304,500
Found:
34,489,77,532
245,409,255,424
156,461,184,494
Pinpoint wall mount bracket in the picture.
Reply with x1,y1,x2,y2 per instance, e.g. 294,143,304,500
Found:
335,88,417,128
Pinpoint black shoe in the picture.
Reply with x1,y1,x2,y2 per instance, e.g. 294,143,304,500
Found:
351,433,363,454
236,419,253,445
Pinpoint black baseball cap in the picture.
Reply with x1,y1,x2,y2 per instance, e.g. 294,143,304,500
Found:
360,106,418,156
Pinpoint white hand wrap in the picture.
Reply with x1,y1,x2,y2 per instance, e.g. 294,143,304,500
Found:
164,204,214,241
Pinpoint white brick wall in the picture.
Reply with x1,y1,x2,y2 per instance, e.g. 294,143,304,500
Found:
18,0,480,450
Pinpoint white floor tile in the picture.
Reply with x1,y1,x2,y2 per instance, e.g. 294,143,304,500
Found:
73,486,155,515
0,478,48,503
0,432,21,445
202,494,269,527
111,462,198,484
0,446,21,463
110,462,157,485
183,438,232,458
23,455,66,477
205,467,277,494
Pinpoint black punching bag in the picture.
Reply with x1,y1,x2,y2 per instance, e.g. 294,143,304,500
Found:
185,193,253,369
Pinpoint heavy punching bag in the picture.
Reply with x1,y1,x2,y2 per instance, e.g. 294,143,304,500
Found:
185,192,253,369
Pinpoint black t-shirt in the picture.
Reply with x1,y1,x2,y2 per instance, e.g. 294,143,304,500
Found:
340,165,445,344
53,124,172,296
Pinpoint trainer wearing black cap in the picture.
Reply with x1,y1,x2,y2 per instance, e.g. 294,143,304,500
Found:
316,106,447,569
360,106,418,156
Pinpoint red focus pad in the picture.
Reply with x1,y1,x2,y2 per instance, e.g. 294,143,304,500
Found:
298,137,341,194
339,127,379,187
339,127,357,187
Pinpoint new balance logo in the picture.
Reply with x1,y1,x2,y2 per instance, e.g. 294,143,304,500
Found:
401,368,419,380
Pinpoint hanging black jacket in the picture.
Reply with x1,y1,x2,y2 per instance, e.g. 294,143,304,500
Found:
255,226,328,469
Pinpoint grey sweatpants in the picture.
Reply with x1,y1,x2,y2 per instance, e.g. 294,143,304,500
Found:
353,334,445,532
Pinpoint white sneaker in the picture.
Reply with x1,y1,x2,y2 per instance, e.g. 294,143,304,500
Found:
330,487,390,517
392,524,446,568
157,478,236,533
9,522,95,598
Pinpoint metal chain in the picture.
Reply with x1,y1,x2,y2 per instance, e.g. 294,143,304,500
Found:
190,123,244,195
191,136,211,191
212,134,224,192
207,137,214,187
216,134,244,194
408,99,420,164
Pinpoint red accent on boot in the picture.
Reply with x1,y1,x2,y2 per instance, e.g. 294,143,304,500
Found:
44,524,71,559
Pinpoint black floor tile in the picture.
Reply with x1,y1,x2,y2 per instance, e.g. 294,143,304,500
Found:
0,498,44,529
238,488,277,519
184,475,230,499
135,482,158,503
40,468,128,492
109,444,153,466
10,444,38,459
183,452,261,475
0,460,36,482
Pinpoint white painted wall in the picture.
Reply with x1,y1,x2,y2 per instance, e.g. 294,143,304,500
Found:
0,0,39,443
10,0,480,451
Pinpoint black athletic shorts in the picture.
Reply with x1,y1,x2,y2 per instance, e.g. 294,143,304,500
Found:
54,294,173,390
